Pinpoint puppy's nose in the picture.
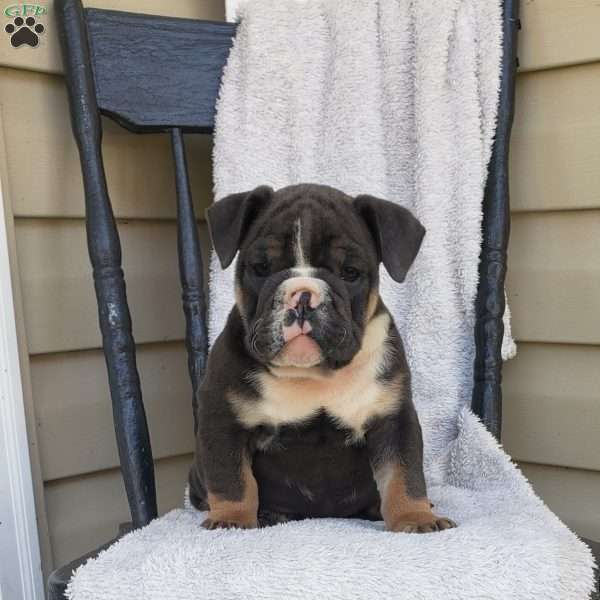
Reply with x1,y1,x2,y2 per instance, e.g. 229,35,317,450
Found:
295,291,312,326
297,291,311,312
284,278,322,310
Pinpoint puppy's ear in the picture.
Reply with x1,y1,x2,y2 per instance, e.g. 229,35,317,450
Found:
354,194,425,283
206,186,274,269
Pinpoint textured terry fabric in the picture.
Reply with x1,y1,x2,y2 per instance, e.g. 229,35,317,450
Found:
67,411,595,600
67,2,593,598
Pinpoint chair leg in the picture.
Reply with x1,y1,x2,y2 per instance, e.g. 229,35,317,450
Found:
56,0,157,528
171,128,209,433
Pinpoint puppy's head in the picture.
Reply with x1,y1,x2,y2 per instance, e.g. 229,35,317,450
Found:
207,184,424,370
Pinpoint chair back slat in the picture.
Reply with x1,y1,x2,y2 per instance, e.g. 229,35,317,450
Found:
86,8,236,132
171,128,209,434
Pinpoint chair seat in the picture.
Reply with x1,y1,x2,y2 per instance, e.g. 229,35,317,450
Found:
58,502,596,600
61,412,597,600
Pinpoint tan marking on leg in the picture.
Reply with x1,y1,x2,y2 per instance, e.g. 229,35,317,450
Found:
202,455,258,530
374,463,456,533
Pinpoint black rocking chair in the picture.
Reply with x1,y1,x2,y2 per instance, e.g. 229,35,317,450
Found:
49,1,599,598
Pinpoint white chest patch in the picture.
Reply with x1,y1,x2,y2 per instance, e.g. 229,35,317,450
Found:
230,313,403,437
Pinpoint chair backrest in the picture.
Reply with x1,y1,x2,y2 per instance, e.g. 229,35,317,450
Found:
56,0,519,530
85,8,235,132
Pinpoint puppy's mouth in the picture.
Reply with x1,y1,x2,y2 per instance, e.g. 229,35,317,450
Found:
270,309,322,368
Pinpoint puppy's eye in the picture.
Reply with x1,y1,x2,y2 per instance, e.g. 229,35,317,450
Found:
252,261,271,278
341,266,360,282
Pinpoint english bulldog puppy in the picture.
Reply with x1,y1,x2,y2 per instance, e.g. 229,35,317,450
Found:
189,183,455,534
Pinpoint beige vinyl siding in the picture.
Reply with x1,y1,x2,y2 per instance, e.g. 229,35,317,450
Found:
517,1,600,73
31,344,196,482
507,211,600,344
510,63,600,213
503,9,600,543
0,0,224,576
15,218,211,354
518,464,600,543
45,454,193,566
503,344,600,472
3,68,213,220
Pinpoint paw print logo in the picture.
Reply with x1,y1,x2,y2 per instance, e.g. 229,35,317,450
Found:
5,16,45,48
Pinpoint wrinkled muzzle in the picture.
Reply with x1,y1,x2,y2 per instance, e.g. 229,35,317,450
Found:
248,273,359,369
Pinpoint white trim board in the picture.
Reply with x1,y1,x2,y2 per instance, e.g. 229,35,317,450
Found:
0,171,44,598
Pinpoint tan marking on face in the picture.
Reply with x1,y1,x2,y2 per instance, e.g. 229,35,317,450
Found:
204,454,258,529
234,283,244,307
366,289,379,323
231,312,402,439
374,463,451,533
234,283,246,316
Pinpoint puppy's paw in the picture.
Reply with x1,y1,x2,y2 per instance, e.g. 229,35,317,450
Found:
201,514,258,530
388,511,456,534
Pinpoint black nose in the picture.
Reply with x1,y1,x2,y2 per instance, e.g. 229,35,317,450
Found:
296,291,312,326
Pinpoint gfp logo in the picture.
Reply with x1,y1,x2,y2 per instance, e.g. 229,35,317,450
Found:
4,4,46,47
4,3,46,17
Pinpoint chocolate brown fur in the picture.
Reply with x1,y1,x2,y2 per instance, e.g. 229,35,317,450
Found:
189,184,454,533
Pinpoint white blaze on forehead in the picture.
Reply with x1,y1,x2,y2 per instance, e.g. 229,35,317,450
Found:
292,217,317,278
293,218,306,267
291,266,316,278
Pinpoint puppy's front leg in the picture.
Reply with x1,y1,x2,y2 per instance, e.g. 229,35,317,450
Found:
197,407,258,530
366,406,456,533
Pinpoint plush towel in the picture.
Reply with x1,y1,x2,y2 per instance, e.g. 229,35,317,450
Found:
67,412,594,600
67,2,594,599
222,0,518,366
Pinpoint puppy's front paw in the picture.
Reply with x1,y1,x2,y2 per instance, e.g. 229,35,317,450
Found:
388,511,456,534
202,514,258,530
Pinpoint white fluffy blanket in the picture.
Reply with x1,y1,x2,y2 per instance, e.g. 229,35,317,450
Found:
67,1,594,598
67,412,594,599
